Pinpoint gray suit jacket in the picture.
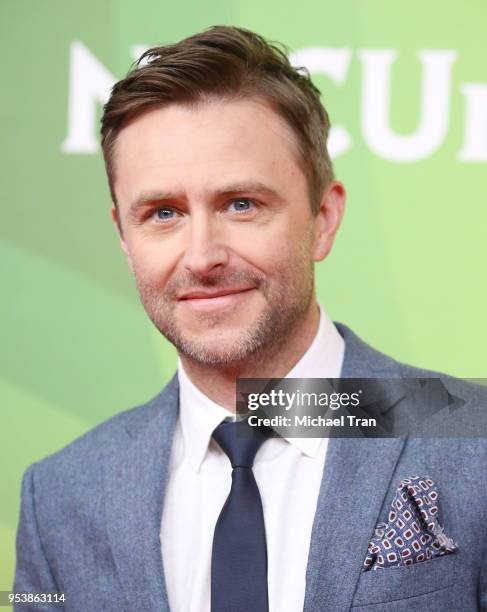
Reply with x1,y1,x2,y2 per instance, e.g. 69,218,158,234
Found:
14,323,487,611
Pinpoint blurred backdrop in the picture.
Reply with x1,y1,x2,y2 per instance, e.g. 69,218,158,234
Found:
1,0,486,593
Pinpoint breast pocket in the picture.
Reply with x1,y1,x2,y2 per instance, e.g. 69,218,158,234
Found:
351,553,457,608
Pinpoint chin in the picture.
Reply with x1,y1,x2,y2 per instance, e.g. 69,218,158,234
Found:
176,330,264,367
156,303,283,366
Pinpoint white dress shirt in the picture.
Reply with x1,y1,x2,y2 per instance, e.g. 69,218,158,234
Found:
160,305,345,611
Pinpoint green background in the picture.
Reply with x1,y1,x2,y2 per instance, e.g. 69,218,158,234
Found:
1,0,486,595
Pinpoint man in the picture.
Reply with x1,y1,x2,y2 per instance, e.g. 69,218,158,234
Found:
14,26,487,611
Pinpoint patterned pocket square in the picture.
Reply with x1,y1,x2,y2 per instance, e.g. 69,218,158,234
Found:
363,475,457,571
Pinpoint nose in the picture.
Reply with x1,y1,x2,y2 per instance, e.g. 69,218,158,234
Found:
182,213,229,277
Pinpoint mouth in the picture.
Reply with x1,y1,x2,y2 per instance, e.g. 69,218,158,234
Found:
179,287,254,300
177,287,255,310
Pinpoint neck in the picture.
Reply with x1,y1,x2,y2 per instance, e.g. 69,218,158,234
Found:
179,299,321,412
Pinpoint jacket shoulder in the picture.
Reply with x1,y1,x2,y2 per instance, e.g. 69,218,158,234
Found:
30,374,179,481
335,321,487,403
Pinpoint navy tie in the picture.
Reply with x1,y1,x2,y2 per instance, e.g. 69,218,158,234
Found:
211,419,272,612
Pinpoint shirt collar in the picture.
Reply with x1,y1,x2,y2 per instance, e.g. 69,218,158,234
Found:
177,303,345,470
178,361,231,472
282,304,344,458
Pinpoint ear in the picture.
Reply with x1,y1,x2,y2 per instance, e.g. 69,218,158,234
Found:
312,181,346,262
111,205,134,273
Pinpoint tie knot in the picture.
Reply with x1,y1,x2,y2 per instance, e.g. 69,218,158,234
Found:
212,419,273,468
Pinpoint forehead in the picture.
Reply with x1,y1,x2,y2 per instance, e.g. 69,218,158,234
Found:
112,97,307,207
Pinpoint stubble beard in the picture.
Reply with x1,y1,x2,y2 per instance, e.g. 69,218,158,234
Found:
133,250,315,369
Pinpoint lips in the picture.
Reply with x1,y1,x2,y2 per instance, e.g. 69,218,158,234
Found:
178,288,254,300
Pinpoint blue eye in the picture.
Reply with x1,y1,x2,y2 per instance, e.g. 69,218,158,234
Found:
155,208,175,221
229,198,254,213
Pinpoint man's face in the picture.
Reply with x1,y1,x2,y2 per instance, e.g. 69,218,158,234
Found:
112,97,343,367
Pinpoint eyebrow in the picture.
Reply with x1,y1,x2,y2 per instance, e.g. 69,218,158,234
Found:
127,181,281,218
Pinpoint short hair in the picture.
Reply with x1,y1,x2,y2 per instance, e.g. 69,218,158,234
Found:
100,25,334,214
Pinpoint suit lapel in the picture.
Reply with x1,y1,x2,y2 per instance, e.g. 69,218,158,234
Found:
104,375,179,612
303,323,407,611
303,437,406,611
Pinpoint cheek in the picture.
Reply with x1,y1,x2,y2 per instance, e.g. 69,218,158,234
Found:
234,236,303,286
231,228,282,271
232,224,311,279
129,237,179,287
